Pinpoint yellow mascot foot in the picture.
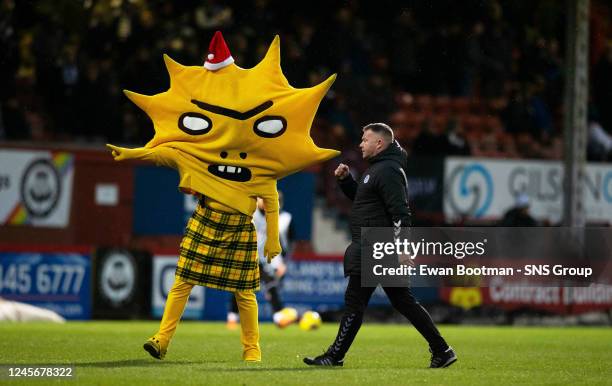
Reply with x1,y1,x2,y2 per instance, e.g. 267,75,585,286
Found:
243,346,261,362
143,336,168,360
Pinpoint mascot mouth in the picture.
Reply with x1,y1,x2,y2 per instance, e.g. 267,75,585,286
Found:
208,164,252,182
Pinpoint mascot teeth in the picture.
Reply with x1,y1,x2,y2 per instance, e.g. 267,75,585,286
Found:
208,164,252,182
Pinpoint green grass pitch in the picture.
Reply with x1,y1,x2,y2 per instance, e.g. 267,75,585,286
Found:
1,322,611,385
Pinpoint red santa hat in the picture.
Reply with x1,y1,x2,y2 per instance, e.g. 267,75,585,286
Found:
204,31,234,71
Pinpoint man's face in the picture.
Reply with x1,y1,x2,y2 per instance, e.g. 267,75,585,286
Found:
359,129,383,159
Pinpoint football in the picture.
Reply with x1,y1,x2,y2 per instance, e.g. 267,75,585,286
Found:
274,307,299,328
299,311,322,331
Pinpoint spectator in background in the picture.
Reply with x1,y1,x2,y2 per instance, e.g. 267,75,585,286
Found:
526,77,554,139
363,73,395,124
227,194,297,330
587,110,612,161
592,41,612,135
76,61,117,141
412,118,447,156
444,118,471,156
0,0,610,161
327,94,358,145
499,193,537,227
462,22,485,97
1,96,29,140
501,82,531,135
501,78,555,150
479,4,513,98
541,39,563,109
54,43,80,138
389,10,421,92
193,0,233,31
0,0,17,136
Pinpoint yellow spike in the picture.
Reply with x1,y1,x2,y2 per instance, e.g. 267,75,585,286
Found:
301,73,337,101
163,54,185,81
123,90,153,112
253,35,289,87
279,146,340,179
257,35,280,69
314,147,341,162
311,73,337,94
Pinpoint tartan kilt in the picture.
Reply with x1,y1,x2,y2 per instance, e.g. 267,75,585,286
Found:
176,201,259,292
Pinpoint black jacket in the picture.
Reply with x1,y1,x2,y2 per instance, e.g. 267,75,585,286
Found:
338,140,412,276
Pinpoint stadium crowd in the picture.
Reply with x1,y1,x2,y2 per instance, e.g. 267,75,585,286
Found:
0,0,610,160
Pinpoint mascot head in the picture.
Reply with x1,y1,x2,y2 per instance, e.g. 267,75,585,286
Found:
125,31,339,184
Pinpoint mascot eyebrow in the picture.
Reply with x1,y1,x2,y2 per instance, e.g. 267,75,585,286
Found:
190,99,273,120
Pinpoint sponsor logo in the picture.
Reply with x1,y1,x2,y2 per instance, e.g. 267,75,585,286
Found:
100,251,135,306
20,159,61,218
446,163,493,217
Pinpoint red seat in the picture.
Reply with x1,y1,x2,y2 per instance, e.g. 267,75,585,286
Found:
432,114,450,131
395,92,415,110
450,97,470,114
483,115,503,132
414,95,434,114
390,110,410,126
470,98,486,114
433,95,451,114
462,114,484,132
406,112,426,127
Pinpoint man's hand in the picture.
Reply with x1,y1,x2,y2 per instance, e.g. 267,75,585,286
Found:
275,261,287,279
106,144,151,161
264,238,282,264
334,163,350,180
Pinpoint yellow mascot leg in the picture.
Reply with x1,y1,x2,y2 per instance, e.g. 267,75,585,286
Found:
144,278,193,360
235,290,261,362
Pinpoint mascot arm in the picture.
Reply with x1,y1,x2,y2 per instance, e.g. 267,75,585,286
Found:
106,144,177,169
262,190,282,263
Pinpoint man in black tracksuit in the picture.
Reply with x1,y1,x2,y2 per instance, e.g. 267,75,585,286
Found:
304,123,457,368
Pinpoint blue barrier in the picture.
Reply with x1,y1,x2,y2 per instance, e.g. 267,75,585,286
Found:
0,252,91,319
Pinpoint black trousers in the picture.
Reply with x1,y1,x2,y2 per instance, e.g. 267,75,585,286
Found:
327,275,448,359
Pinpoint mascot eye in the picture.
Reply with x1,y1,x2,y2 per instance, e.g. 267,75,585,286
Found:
253,116,287,138
178,112,212,135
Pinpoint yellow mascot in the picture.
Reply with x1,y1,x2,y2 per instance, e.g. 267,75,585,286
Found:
107,31,339,362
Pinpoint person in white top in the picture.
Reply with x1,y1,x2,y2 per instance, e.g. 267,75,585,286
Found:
227,192,297,328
